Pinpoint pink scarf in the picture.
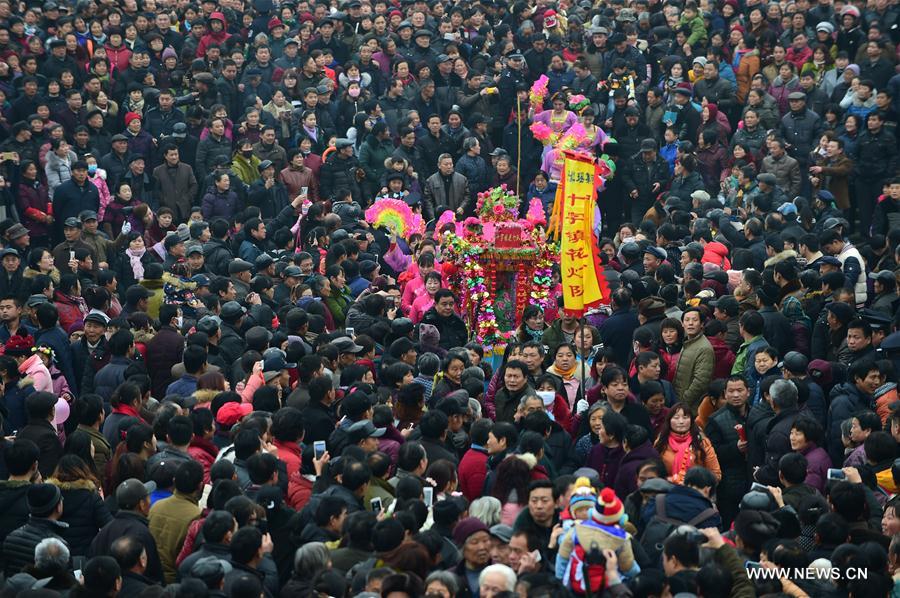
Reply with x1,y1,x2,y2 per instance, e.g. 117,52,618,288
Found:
126,247,145,280
668,432,695,482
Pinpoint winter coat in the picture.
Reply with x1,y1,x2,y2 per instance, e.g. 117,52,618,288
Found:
153,163,199,223
0,481,31,542
798,443,832,493
854,127,899,182
358,136,394,187
422,171,470,221
44,150,76,198
419,307,469,350
16,419,62,478
320,152,362,203
202,238,234,277
640,484,721,531
144,325,185,400
47,478,113,556
673,334,715,414
1,517,69,576
91,355,131,399
195,134,233,180
704,404,749,497
693,75,736,113
458,446,489,501
18,355,51,394
735,50,761,103
827,383,873,465
813,154,853,209
51,178,100,229
755,407,802,486
2,380,33,435
88,509,163,583
17,179,52,239
760,153,801,198
279,165,317,202
780,109,824,164
148,491,202,583
613,441,660,498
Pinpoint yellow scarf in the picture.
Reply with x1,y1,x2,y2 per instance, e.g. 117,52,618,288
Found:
551,363,578,380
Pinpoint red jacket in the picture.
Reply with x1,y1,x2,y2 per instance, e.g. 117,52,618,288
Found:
708,335,736,380
188,436,218,484
287,471,314,511
457,446,489,502
275,439,302,478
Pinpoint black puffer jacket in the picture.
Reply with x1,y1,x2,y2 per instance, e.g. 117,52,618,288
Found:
0,480,31,540
319,152,362,203
2,517,69,576
48,478,113,556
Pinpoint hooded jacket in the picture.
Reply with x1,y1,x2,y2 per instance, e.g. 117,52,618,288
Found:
46,478,113,556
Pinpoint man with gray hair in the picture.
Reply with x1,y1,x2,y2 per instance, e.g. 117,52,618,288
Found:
32,537,74,592
479,563,517,597
422,153,470,221
754,378,801,486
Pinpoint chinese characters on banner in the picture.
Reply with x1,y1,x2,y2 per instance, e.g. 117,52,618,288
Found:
551,150,607,316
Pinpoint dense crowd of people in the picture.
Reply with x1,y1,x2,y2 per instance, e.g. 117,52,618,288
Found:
0,0,898,596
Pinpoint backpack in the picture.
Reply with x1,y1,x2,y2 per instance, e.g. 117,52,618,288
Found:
639,494,718,564
568,538,608,596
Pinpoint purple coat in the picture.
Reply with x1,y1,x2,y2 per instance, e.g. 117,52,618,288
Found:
800,443,832,493
586,443,625,489
614,441,661,498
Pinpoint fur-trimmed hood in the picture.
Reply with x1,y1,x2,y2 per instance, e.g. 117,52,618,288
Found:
192,388,218,405
764,249,798,268
18,376,34,389
46,478,99,492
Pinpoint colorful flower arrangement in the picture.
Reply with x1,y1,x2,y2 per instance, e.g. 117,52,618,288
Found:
476,185,519,222
529,121,555,145
530,245,557,313
529,74,549,110
441,231,500,345
557,123,588,152
568,94,590,113
440,222,558,345
526,197,546,226
365,197,425,239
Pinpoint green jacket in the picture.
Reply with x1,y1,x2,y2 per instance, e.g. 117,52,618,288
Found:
324,287,352,328
731,334,768,377
232,152,261,185
679,15,708,46
673,333,715,414
148,491,201,583
358,137,394,185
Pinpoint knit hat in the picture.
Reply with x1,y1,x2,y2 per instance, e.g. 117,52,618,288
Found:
124,112,142,126
162,47,177,60
27,483,62,516
569,476,597,514
453,516,490,546
591,487,625,525
4,334,34,357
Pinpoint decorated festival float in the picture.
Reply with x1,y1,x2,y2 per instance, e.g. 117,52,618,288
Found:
364,77,617,360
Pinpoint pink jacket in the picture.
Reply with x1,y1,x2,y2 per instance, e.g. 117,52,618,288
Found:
91,171,112,221
409,293,435,324
19,355,53,393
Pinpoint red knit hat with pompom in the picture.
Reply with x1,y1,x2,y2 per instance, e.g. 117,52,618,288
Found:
591,488,624,525
4,335,34,357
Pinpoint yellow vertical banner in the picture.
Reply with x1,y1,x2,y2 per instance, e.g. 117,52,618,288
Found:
559,151,605,315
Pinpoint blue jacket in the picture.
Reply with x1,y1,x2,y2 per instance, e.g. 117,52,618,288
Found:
239,239,263,263
34,326,77,393
641,484,721,533
166,374,198,397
